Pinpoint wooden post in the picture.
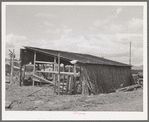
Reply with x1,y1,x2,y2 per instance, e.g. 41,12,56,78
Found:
73,64,77,94
19,49,23,86
62,65,65,95
33,51,36,86
43,64,45,71
57,53,60,95
68,76,73,95
37,64,39,76
22,65,26,84
43,64,46,79
53,57,56,93
37,64,39,86
10,49,14,83
66,75,69,95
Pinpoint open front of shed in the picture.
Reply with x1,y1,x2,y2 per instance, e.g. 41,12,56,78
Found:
19,46,132,95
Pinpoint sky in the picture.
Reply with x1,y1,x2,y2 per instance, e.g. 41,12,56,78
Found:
5,5,143,66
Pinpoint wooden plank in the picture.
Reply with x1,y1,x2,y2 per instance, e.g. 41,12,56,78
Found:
62,66,65,95
35,70,80,76
32,74,55,84
35,61,55,64
65,75,69,95
58,53,60,95
33,51,36,86
68,76,73,95
9,60,20,63
22,65,26,84
35,65,48,80
53,57,57,93
43,64,45,71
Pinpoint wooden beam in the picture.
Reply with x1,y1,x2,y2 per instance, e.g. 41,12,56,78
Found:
9,49,13,54
66,75,69,95
58,53,60,95
43,64,45,71
68,76,73,95
62,66,65,95
33,51,36,86
35,70,80,76
37,63,40,86
22,65,26,84
32,74,55,85
35,61,55,64
9,60,20,63
35,65,48,80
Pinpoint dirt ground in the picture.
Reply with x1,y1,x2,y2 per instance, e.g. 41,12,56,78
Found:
5,82,143,111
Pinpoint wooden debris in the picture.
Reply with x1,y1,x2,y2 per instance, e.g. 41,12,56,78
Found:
116,84,142,92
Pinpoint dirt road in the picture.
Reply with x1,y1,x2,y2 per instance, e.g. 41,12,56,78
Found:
5,83,143,111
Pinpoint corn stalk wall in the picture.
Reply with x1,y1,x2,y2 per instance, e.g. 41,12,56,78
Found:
80,64,131,95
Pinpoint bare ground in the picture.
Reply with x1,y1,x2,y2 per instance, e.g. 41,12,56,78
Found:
5,83,143,111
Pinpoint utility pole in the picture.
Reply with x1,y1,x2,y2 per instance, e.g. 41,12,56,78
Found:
129,42,131,65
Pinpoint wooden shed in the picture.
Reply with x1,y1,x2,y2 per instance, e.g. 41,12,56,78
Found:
20,46,132,95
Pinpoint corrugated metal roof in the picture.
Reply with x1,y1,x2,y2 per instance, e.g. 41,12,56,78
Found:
24,46,130,67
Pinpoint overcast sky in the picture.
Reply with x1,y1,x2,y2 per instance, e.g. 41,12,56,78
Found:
5,5,143,66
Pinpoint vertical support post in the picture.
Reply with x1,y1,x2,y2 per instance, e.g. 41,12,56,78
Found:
62,65,65,95
10,49,14,83
57,53,60,95
19,49,23,86
68,76,73,95
22,65,26,84
33,51,36,86
37,63,39,86
37,64,39,76
73,64,77,94
43,64,45,71
38,64,41,86
43,64,46,79
66,75,69,95
53,57,56,93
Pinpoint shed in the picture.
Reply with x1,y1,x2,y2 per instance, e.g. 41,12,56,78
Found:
20,46,132,95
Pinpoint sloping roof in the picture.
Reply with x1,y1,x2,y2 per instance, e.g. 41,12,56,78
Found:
24,46,130,67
